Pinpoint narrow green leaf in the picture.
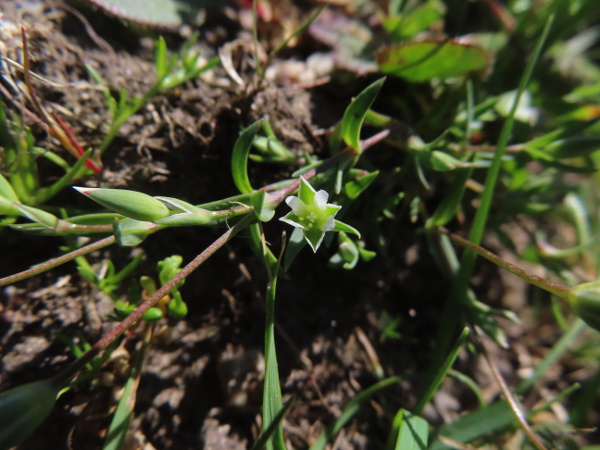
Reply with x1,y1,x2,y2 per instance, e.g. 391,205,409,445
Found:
74,187,170,222
344,171,379,199
0,379,62,449
430,383,580,449
383,2,445,40
103,327,149,450
429,14,554,368
251,397,294,450
545,136,600,158
0,196,19,215
0,173,19,202
114,218,156,246
331,220,361,238
33,149,95,204
250,190,276,222
426,167,472,229
232,121,263,194
155,36,168,80
341,78,385,153
0,98,16,156
263,235,286,450
270,5,326,63
386,409,429,450
415,327,469,415
283,228,306,271
153,211,213,227
13,204,63,228
429,400,513,450
245,223,279,273
328,121,343,155
378,41,488,82
68,213,119,225
85,65,114,112
309,377,400,450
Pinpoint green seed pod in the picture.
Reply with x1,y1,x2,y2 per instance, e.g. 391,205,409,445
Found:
74,187,170,222
139,276,157,295
0,379,61,448
168,298,188,319
142,307,163,323
567,281,600,332
114,302,136,320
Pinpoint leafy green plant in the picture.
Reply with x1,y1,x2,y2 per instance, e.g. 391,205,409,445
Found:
0,76,388,448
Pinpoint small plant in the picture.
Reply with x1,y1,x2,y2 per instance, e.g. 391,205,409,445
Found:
0,76,388,448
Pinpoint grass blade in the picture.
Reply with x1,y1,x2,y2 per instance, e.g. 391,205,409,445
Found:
309,376,400,450
103,328,150,450
262,227,286,450
415,327,469,415
251,397,294,450
386,409,429,450
431,13,555,365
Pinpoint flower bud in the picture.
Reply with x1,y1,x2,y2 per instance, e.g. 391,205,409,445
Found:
142,307,164,323
74,187,170,222
0,379,61,448
168,297,188,319
567,281,600,331
114,301,136,320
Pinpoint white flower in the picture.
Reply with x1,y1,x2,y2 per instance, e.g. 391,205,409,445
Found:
280,177,357,252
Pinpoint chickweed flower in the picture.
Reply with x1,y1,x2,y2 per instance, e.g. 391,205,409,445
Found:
280,177,359,252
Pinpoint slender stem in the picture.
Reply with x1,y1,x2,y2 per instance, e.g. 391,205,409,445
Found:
476,333,548,450
440,228,571,298
268,127,395,206
56,213,254,381
0,235,116,287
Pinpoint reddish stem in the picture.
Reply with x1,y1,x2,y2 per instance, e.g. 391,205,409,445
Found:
56,213,254,381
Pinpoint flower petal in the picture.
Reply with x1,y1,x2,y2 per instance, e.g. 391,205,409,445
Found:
323,216,336,232
314,190,329,209
285,196,307,216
